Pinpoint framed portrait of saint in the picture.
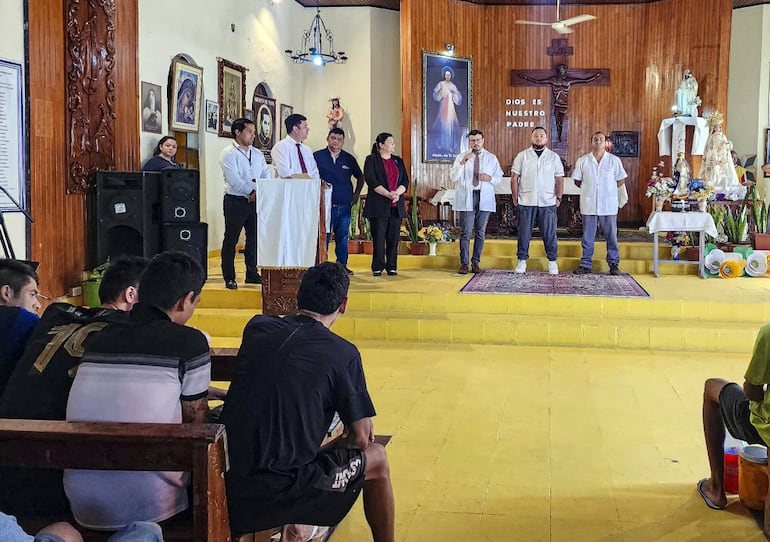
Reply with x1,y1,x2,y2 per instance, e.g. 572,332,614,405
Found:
141,81,162,134
422,51,472,163
253,91,276,160
170,60,203,132
279,103,293,141
205,100,219,134
218,58,246,138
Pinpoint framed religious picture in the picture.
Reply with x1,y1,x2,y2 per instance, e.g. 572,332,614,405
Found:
217,58,246,138
765,129,770,173
169,60,203,132
205,99,219,134
253,90,276,161
422,51,472,163
610,131,639,158
140,81,162,134
279,103,293,141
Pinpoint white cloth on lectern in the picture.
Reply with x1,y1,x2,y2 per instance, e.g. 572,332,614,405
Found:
324,185,332,233
257,178,320,267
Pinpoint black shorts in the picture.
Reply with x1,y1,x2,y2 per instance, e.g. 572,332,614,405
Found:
719,382,765,445
228,448,367,534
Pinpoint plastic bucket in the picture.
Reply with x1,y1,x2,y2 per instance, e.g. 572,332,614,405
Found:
739,444,769,510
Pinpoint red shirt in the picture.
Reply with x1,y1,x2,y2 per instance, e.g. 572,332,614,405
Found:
383,158,399,207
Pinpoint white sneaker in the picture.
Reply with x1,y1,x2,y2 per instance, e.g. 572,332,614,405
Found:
514,260,527,274
548,261,559,275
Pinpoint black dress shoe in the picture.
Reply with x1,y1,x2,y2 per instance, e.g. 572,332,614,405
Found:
372,270,382,277
225,280,238,290
609,264,621,276
245,274,262,284
387,270,398,276
573,266,591,275
343,267,355,276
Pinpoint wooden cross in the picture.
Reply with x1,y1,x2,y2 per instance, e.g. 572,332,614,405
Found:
511,39,610,157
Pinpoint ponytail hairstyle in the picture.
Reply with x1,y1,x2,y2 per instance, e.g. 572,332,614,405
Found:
371,132,393,155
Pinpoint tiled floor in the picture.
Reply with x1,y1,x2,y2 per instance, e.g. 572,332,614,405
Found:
201,242,770,541
331,345,766,541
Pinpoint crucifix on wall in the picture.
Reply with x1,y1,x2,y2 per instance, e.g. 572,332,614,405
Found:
511,39,610,158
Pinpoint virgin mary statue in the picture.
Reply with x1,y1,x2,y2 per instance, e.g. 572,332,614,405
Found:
698,111,746,200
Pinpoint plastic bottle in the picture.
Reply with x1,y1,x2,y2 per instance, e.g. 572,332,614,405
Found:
724,429,746,494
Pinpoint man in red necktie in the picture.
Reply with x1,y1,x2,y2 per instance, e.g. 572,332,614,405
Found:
271,113,320,179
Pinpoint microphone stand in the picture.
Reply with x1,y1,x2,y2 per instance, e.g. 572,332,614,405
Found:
0,184,34,260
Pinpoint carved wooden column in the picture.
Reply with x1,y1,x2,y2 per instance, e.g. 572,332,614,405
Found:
64,0,117,193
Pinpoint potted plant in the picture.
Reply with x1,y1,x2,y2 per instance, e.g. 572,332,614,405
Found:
645,161,674,211
348,197,361,255
82,261,110,308
406,186,424,255
748,185,770,249
360,217,374,255
724,203,749,248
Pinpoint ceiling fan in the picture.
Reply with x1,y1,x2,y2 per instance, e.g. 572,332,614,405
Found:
514,0,596,35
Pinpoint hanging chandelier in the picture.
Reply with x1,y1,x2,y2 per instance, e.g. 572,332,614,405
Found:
284,1,347,66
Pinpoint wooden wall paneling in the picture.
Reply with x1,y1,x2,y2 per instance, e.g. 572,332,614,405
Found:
28,0,139,299
114,0,140,172
401,0,732,224
638,0,731,219
29,0,78,299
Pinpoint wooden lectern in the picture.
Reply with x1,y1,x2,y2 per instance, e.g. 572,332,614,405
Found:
257,178,328,315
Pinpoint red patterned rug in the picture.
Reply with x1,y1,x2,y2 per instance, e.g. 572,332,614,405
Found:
460,270,650,298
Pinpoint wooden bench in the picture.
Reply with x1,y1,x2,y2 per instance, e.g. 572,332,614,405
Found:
0,419,231,542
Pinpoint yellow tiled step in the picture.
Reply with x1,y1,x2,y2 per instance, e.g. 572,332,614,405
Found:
346,254,700,275
347,239,671,259
196,286,770,325
192,307,760,354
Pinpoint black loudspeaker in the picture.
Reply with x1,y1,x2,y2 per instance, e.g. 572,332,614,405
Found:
162,223,208,280
160,169,200,223
95,172,161,264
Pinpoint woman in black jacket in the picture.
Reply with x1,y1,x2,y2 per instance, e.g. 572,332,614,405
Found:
362,133,410,276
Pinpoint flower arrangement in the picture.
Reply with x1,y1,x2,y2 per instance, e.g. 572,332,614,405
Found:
645,161,674,200
664,231,692,247
688,178,714,200
419,223,452,244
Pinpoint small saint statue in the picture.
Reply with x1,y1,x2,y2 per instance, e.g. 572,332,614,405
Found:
675,69,701,117
326,97,344,129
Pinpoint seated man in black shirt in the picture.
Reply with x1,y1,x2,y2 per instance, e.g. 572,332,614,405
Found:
221,262,394,542
0,256,148,516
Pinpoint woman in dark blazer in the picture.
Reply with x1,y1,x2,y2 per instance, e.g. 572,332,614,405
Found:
362,132,410,276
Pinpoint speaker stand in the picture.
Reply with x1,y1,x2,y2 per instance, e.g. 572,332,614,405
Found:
0,185,34,259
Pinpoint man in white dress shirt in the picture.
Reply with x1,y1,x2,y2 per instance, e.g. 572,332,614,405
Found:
572,131,627,275
220,117,271,290
511,127,564,275
449,130,504,274
271,113,320,179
